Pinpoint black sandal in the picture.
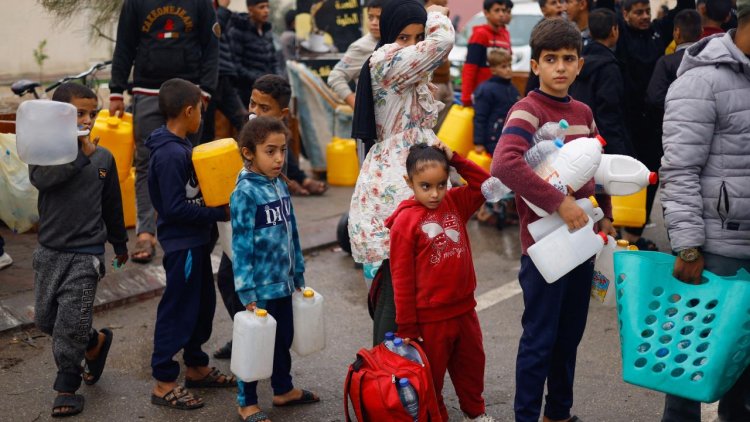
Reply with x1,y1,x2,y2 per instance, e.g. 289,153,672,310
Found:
213,340,232,359
240,410,271,422
273,389,320,407
150,386,204,410
83,328,113,385
185,367,236,388
52,394,84,418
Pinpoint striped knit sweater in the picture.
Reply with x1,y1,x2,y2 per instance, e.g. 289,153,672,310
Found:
491,89,613,255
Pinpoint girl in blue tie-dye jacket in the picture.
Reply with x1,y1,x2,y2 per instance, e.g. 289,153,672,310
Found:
230,116,319,421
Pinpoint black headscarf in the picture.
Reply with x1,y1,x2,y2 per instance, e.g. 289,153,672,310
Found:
351,0,428,150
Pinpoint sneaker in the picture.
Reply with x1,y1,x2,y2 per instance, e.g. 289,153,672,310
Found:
463,414,496,422
0,253,12,271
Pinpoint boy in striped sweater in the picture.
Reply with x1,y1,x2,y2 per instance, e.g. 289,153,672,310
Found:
491,19,616,422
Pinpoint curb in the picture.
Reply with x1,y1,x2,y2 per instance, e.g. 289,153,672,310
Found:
0,214,343,334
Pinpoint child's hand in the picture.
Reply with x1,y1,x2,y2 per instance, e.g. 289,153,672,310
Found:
433,141,453,160
557,195,589,230
113,254,128,269
246,302,257,312
474,145,487,154
599,217,617,237
296,287,302,292
82,136,99,157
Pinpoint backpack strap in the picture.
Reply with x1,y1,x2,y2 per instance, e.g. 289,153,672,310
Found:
344,353,369,422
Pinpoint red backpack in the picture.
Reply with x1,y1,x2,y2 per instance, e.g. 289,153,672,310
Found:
344,342,443,422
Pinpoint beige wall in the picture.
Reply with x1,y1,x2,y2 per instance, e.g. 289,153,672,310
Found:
0,0,114,82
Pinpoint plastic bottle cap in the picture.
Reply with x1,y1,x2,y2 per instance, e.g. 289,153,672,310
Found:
648,172,658,185
597,232,608,243
106,116,121,127
394,338,403,346
553,139,564,148
616,239,630,247
303,288,315,298
385,332,395,340
399,378,409,387
588,195,599,208
558,119,569,129
596,135,607,147
255,309,268,317
628,245,639,251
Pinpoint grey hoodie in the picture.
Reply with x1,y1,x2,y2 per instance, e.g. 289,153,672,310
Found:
660,30,750,259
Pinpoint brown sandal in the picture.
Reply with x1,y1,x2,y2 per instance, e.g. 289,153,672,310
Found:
150,386,204,410
185,367,237,388
302,178,327,195
131,238,156,264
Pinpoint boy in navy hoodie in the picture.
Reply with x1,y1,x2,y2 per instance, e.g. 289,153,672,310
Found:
473,48,520,156
147,78,234,411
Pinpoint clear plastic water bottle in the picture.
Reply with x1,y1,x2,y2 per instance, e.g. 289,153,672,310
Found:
397,378,419,421
384,332,396,352
393,338,423,364
524,139,564,178
532,119,569,146
481,177,511,202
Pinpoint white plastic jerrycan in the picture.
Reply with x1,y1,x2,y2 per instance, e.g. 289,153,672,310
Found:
528,196,604,242
591,235,617,305
527,218,607,284
291,288,326,356
231,308,277,382
15,100,90,165
217,221,233,261
594,154,657,196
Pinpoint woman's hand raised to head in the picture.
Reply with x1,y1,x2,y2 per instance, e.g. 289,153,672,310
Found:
426,5,449,16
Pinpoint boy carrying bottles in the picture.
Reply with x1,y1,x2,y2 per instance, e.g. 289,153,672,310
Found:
147,78,235,411
387,142,495,422
231,116,320,422
29,82,128,417
492,19,616,422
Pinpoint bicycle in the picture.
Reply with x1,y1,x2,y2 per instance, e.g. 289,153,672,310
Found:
11,60,112,102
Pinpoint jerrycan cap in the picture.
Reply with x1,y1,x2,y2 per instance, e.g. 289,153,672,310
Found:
106,116,121,127
628,245,639,251
595,135,607,147
648,172,658,185
255,309,268,317
616,239,630,247
303,288,315,298
588,195,599,208
597,232,608,244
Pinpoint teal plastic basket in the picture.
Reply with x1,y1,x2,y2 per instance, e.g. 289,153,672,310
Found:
614,251,750,402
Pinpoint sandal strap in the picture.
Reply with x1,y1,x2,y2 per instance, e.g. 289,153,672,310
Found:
164,386,200,405
243,411,270,422
207,367,236,383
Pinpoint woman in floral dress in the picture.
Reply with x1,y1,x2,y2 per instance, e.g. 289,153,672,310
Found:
349,0,454,344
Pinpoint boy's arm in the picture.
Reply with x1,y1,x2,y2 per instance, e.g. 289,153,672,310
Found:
373,12,454,92
28,149,90,192
450,153,491,222
460,30,485,106
472,86,490,149
228,29,252,82
389,219,421,340
288,197,306,289
327,39,371,103
491,103,567,214
101,157,128,256
198,0,219,97
231,189,258,305
109,0,136,101
153,152,227,225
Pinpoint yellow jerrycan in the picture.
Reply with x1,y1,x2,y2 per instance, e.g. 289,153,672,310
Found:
437,105,474,157
326,138,359,187
612,188,647,228
466,150,492,172
192,138,243,207
90,110,134,182
119,167,136,229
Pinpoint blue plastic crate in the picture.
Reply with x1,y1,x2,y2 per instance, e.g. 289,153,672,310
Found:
614,251,750,402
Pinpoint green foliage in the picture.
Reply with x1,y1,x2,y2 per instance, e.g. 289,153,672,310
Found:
38,0,123,41
33,39,49,83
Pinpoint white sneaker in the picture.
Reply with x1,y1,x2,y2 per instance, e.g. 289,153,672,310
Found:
0,253,12,270
463,414,496,422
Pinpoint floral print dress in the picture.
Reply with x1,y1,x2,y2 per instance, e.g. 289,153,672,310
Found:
348,12,455,264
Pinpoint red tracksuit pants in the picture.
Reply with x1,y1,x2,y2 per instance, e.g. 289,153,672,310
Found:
419,310,486,420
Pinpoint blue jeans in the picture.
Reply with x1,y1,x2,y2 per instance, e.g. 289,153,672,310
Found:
662,252,750,422
514,255,593,422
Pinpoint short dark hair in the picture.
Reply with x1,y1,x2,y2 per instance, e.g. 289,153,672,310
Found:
51,82,97,103
484,0,510,11
405,143,449,179
487,48,513,66
285,9,296,30
622,0,649,11
367,0,384,8
237,116,290,160
246,0,268,7
253,74,292,109
704,0,732,22
674,9,703,42
530,18,582,61
589,8,617,40
158,78,201,119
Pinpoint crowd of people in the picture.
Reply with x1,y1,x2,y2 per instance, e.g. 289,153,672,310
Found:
7,0,750,420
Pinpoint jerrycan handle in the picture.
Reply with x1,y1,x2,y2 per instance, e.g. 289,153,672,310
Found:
77,128,91,137
591,207,604,223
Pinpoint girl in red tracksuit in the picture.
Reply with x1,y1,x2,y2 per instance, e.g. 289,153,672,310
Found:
386,142,495,422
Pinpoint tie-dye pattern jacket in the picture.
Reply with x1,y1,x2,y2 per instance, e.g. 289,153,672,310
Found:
230,169,305,306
